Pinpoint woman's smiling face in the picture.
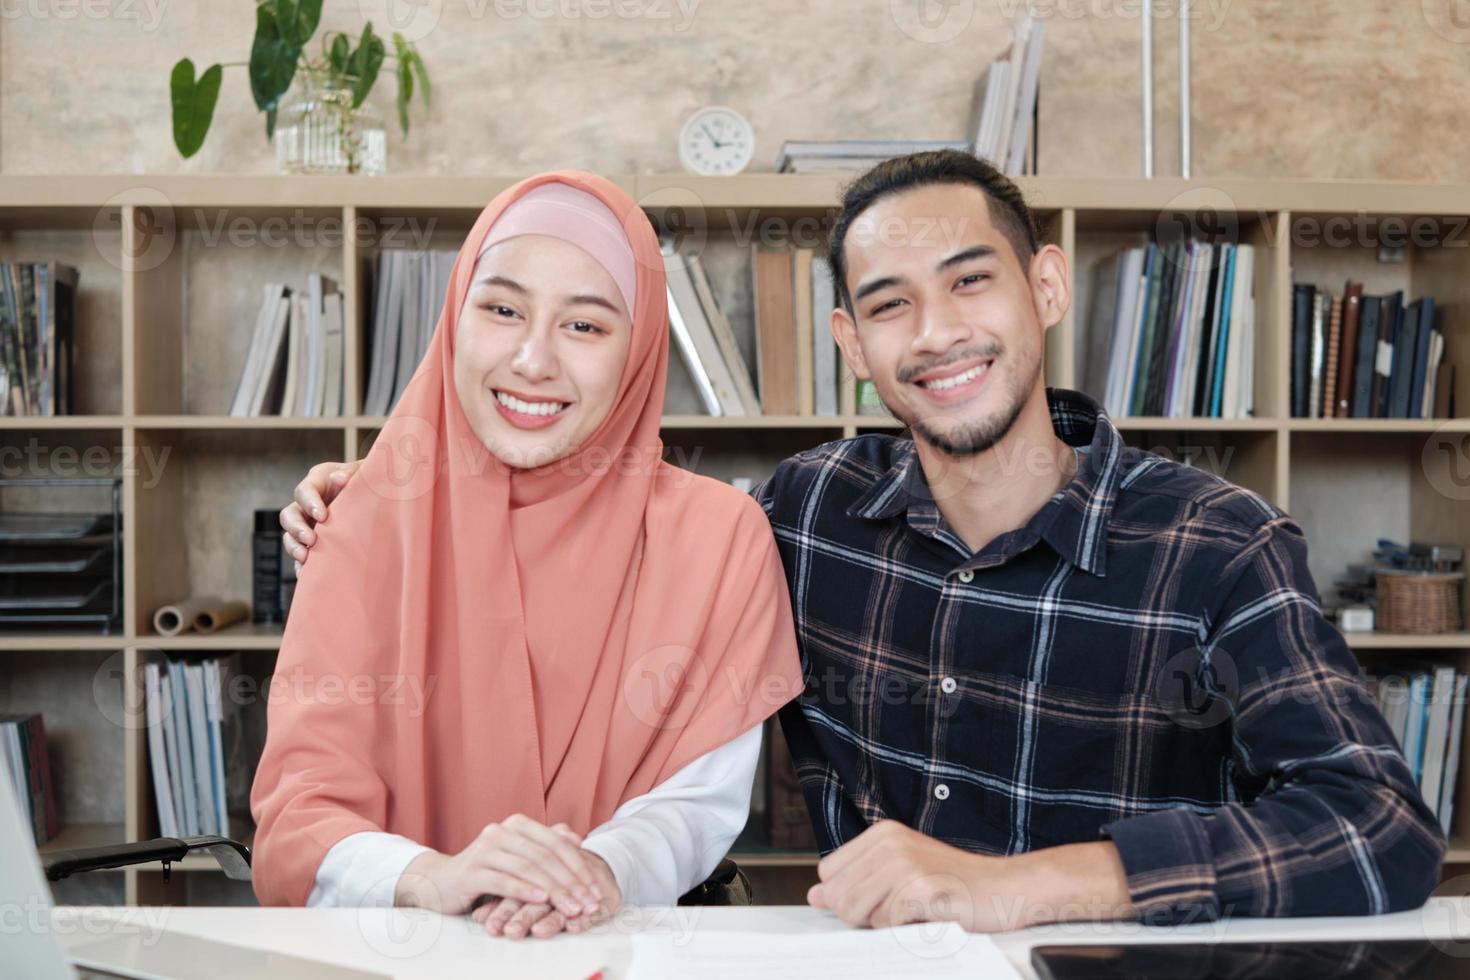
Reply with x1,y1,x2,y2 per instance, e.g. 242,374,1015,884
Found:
453,233,633,470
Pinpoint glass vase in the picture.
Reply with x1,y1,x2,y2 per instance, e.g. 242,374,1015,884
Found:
274,68,386,176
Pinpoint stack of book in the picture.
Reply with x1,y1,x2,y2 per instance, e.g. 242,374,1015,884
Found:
1082,242,1256,419
776,140,972,174
968,17,1046,176
664,250,761,416
143,655,264,841
363,249,457,416
229,274,345,417
1291,282,1454,419
0,712,59,845
750,245,844,416
1374,664,1468,835
0,261,80,416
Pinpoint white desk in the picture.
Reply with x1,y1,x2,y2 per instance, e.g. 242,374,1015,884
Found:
50,900,1470,980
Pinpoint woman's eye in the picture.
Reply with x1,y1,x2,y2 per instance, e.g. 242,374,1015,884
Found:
567,320,605,335
480,303,518,318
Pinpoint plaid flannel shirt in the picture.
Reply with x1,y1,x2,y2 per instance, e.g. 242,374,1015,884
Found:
753,386,1445,923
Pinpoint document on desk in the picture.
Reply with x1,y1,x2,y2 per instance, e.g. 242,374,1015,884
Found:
626,921,1021,979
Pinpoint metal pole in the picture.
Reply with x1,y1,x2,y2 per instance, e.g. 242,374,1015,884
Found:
1180,0,1191,178
1142,1,1154,178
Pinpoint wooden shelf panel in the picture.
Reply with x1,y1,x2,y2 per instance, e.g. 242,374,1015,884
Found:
38,821,126,855
1111,416,1280,432
1345,632,1470,650
133,622,285,650
0,633,126,650
5,174,1470,216
1291,418,1470,434
728,849,820,868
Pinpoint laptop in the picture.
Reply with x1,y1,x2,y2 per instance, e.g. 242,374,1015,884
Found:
1,774,388,979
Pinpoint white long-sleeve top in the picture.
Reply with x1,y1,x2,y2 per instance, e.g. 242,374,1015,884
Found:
304,722,763,909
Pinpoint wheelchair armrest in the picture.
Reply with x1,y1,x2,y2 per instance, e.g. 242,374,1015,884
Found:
41,835,252,882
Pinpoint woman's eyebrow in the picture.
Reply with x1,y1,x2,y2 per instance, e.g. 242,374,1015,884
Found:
473,274,527,293
473,274,620,315
564,292,621,314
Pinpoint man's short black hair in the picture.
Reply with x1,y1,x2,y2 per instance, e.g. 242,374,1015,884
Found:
828,149,1040,315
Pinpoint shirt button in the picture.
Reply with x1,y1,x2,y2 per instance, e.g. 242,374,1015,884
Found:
940,676,958,694
934,783,950,801
958,569,974,583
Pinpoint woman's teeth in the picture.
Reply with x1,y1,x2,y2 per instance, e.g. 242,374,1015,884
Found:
496,391,568,416
921,362,989,391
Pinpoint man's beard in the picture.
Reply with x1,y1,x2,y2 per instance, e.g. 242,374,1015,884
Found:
899,352,1038,457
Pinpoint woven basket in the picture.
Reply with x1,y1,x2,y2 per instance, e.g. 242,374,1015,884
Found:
1376,571,1465,634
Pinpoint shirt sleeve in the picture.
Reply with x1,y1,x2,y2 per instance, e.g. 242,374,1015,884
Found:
1101,514,1447,922
582,722,763,906
306,831,432,908
307,724,764,909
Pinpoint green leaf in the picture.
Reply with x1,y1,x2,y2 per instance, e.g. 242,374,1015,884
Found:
249,2,299,116
275,0,322,47
266,105,278,140
410,50,431,107
396,60,412,135
393,32,431,107
346,23,384,110
170,58,223,158
328,33,350,75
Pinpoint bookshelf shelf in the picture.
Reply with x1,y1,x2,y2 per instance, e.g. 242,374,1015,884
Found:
3,172,1468,907
0,633,126,650
38,821,127,856
728,849,821,869
1344,632,1470,651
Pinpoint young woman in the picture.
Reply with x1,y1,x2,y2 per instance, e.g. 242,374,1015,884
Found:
251,172,803,941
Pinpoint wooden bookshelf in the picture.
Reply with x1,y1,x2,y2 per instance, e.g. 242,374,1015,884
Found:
3,173,1469,905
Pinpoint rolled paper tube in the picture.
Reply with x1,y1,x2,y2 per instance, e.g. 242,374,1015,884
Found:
191,599,249,634
152,596,221,637
151,596,246,636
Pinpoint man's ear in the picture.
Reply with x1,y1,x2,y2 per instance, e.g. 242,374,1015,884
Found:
831,305,871,381
1029,243,1071,334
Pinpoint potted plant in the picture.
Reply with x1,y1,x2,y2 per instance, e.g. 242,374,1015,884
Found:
170,0,430,174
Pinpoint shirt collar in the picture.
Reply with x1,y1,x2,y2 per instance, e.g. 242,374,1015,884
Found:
846,387,1125,577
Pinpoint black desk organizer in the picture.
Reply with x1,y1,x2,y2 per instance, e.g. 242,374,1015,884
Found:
0,477,122,633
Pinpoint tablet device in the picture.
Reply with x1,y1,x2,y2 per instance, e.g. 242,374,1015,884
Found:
1032,939,1469,979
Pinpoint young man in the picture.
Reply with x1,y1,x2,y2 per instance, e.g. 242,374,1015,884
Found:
279,151,1445,932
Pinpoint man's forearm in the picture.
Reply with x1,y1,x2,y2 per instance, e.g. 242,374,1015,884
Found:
986,840,1135,929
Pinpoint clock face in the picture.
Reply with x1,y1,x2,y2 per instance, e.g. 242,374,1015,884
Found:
678,107,755,177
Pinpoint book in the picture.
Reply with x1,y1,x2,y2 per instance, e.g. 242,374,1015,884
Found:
811,256,839,416
752,245,798,415
1336,282,1363,417
664,252,734,416
1352,295,1381,419
0,713,59,845
143,664,179,838
686,254,761,415
792,248,816,416
776,140,970,173
1322,294,1342,419
1006,19,1046,176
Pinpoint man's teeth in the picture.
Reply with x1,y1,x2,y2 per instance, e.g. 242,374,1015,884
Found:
921,363,988,391
496,391,568,416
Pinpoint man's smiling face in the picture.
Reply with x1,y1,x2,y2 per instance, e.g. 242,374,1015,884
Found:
832,182,1057,457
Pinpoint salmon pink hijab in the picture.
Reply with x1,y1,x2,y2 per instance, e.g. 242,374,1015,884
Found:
249,170,803,907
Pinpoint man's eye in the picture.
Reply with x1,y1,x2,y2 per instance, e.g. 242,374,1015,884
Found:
957,273,990,287
870,299,904,316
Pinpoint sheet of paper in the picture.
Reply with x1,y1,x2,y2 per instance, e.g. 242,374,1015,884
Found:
626,921,1022,979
